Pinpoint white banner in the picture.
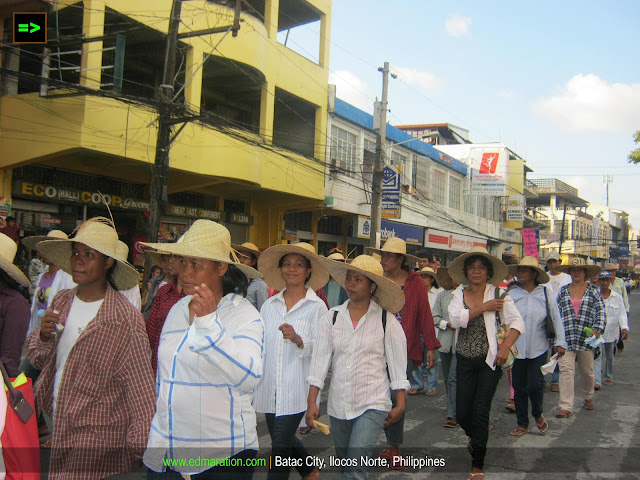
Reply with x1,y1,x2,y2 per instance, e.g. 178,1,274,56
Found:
424,228,488,252
469,147,509,196
506,195,525,222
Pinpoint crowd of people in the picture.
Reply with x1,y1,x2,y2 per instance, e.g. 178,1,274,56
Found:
0,216,633,480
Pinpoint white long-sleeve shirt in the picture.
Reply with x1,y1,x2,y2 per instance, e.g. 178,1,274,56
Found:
144,293,264,474
448,284,525,370
253,287,327,416
602,290,629,343
307,300,410,420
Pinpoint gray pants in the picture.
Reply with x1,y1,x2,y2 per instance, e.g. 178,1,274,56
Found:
439,351,457,419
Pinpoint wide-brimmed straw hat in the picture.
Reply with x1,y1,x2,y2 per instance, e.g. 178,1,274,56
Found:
22,230,68,252
327,252,346,262
36,217,140,290
508,256,550,284
142,220,261,280
232,242,262,260
555,258,601,278
0,233,30,287
605,263,619,271
258,242,329,291
436,267,454,290
366,237,420,264
418,266,438,280
448,246,508,286
322,254,405,313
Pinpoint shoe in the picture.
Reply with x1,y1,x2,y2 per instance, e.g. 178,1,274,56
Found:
550,384,560,393
555,410,573,418
378,448,403,470
535,416,549,434
604,380,613,386
444,417,457,428
505,400,516,413
584,399,595,410
594,384,601,391
509,426,529,436
425,391,437,396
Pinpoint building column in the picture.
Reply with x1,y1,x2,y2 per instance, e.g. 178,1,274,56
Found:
264,0,279,38
260,81,275,144
184,46,204,110
0,168,12,205
80,0,106,88
311,211,323,251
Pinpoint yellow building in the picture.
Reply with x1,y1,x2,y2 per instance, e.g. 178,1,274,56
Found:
0,0,331,258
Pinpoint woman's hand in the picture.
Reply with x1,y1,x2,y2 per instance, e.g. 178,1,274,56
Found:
621,329,629,340
39,311,60,341
279,323,303,348
189,283,218,318
384,405,405,428
305,403,319,428
556,346,566,357
483,299,504,313
494,344,510,368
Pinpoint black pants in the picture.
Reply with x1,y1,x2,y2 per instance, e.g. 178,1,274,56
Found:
512,353,547,428
264,412,314,479
456,355,502,470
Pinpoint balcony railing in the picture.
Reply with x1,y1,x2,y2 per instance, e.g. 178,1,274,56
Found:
529,178,578,197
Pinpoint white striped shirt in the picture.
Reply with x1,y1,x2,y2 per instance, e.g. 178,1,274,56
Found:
254,287,327,416
143,293,264,474
307,300,410,420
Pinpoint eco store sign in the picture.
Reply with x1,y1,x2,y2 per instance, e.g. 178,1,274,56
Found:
16,182,149,211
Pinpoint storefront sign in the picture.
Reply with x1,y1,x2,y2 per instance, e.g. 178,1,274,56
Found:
132,236,147,266
168,205,223,221
522,228,539,259
506,196,524,222
424,228,488,252
14,181,150,211
42,217,61,224
283,229,297,242
229,212,251,225
469,147,509,196
356,216,422,245
382,166,401,219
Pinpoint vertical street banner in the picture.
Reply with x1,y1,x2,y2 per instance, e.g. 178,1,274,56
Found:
469,146,509,196
382,165,401,219
522,228,539,259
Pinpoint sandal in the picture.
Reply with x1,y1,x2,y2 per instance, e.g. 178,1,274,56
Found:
505,400,516,413
299,427,311,435
509,426,529,436
584,399,595,410
604,380,613,386
444,417,457,428
425,391,437,396
555,410,573,418
550,384,559,393
535,416,549,434
467,473,484,479
378,448,403,470
407,388,420,395
594,384,601,391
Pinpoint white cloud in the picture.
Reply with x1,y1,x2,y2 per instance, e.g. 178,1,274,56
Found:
445,15,471,37
394,66,442,91
498,89,516,100
533,74,640,133
329,70,374,113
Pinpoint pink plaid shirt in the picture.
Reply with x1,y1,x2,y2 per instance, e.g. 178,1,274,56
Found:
27,286,156,480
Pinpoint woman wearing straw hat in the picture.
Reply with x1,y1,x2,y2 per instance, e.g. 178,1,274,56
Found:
447,247,524,480
255,242,329,480
431,267,460,428
553,258,605,418
417,267,443,396
234,242,269,311
0,232,31,378
27,217,155,479
306,255,409,478
142,252,178,319
367,237,440,463
506,257,563,437
140,220,264,478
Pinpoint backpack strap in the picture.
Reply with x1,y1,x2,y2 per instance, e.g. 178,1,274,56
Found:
382,309,387,334
332,310,338,325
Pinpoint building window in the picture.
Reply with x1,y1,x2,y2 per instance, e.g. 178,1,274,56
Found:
364,139,376,152
391,151,409,186
432,170,446,205
331,126,358,178
449,177,461,210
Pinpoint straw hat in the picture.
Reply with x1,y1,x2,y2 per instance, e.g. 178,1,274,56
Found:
232,242,262,261
366,237,420,264
0,233,30,287
507,256,550,284
448,246,508,286
555,258,601,278
436,267,454,290
418,266,438,280
327,252,346,262
322,254,405,313
36,217,140,290
22,230,68,252
258,242,329,291
142,220,261,280
146,249,171,268
605,263,619,271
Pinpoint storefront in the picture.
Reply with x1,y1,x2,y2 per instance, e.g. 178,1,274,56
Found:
423,228,489,266
354,216,424,258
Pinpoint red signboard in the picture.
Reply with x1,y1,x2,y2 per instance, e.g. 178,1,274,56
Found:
132,236,147,266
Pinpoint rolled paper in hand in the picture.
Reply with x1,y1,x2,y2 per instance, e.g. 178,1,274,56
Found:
313,420,330,435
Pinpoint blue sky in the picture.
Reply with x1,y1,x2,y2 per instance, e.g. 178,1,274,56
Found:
284,1,640,228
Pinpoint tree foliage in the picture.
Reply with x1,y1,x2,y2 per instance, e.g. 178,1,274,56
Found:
629,130,640,164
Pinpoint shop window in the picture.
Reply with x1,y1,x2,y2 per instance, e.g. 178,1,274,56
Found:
273,88,315,157
330,126,358,178
284,211,311,232
390,151,409,187
318,216,341,236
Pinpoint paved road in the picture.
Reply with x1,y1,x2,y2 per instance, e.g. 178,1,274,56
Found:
40,290,640,479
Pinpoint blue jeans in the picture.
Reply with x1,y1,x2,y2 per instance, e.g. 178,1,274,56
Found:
409,349,424,390
439,351,457,419
425,351,439,393
512,353,547,429
330,410,387,480
595,341,616,384
264,412,314,480
146,450,257,479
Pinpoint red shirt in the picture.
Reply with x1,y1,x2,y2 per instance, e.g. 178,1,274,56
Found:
145,279,185,374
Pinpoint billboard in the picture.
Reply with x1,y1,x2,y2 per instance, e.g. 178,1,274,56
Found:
469,147,509,196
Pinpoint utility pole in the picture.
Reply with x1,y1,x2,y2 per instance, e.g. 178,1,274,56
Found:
369,62,391,249
147,0,183,248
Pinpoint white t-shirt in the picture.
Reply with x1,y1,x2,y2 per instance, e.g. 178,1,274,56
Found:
53,296,104,412
545,272,572,295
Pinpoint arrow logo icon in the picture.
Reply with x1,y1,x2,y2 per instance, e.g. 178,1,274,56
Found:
17,22,40,33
